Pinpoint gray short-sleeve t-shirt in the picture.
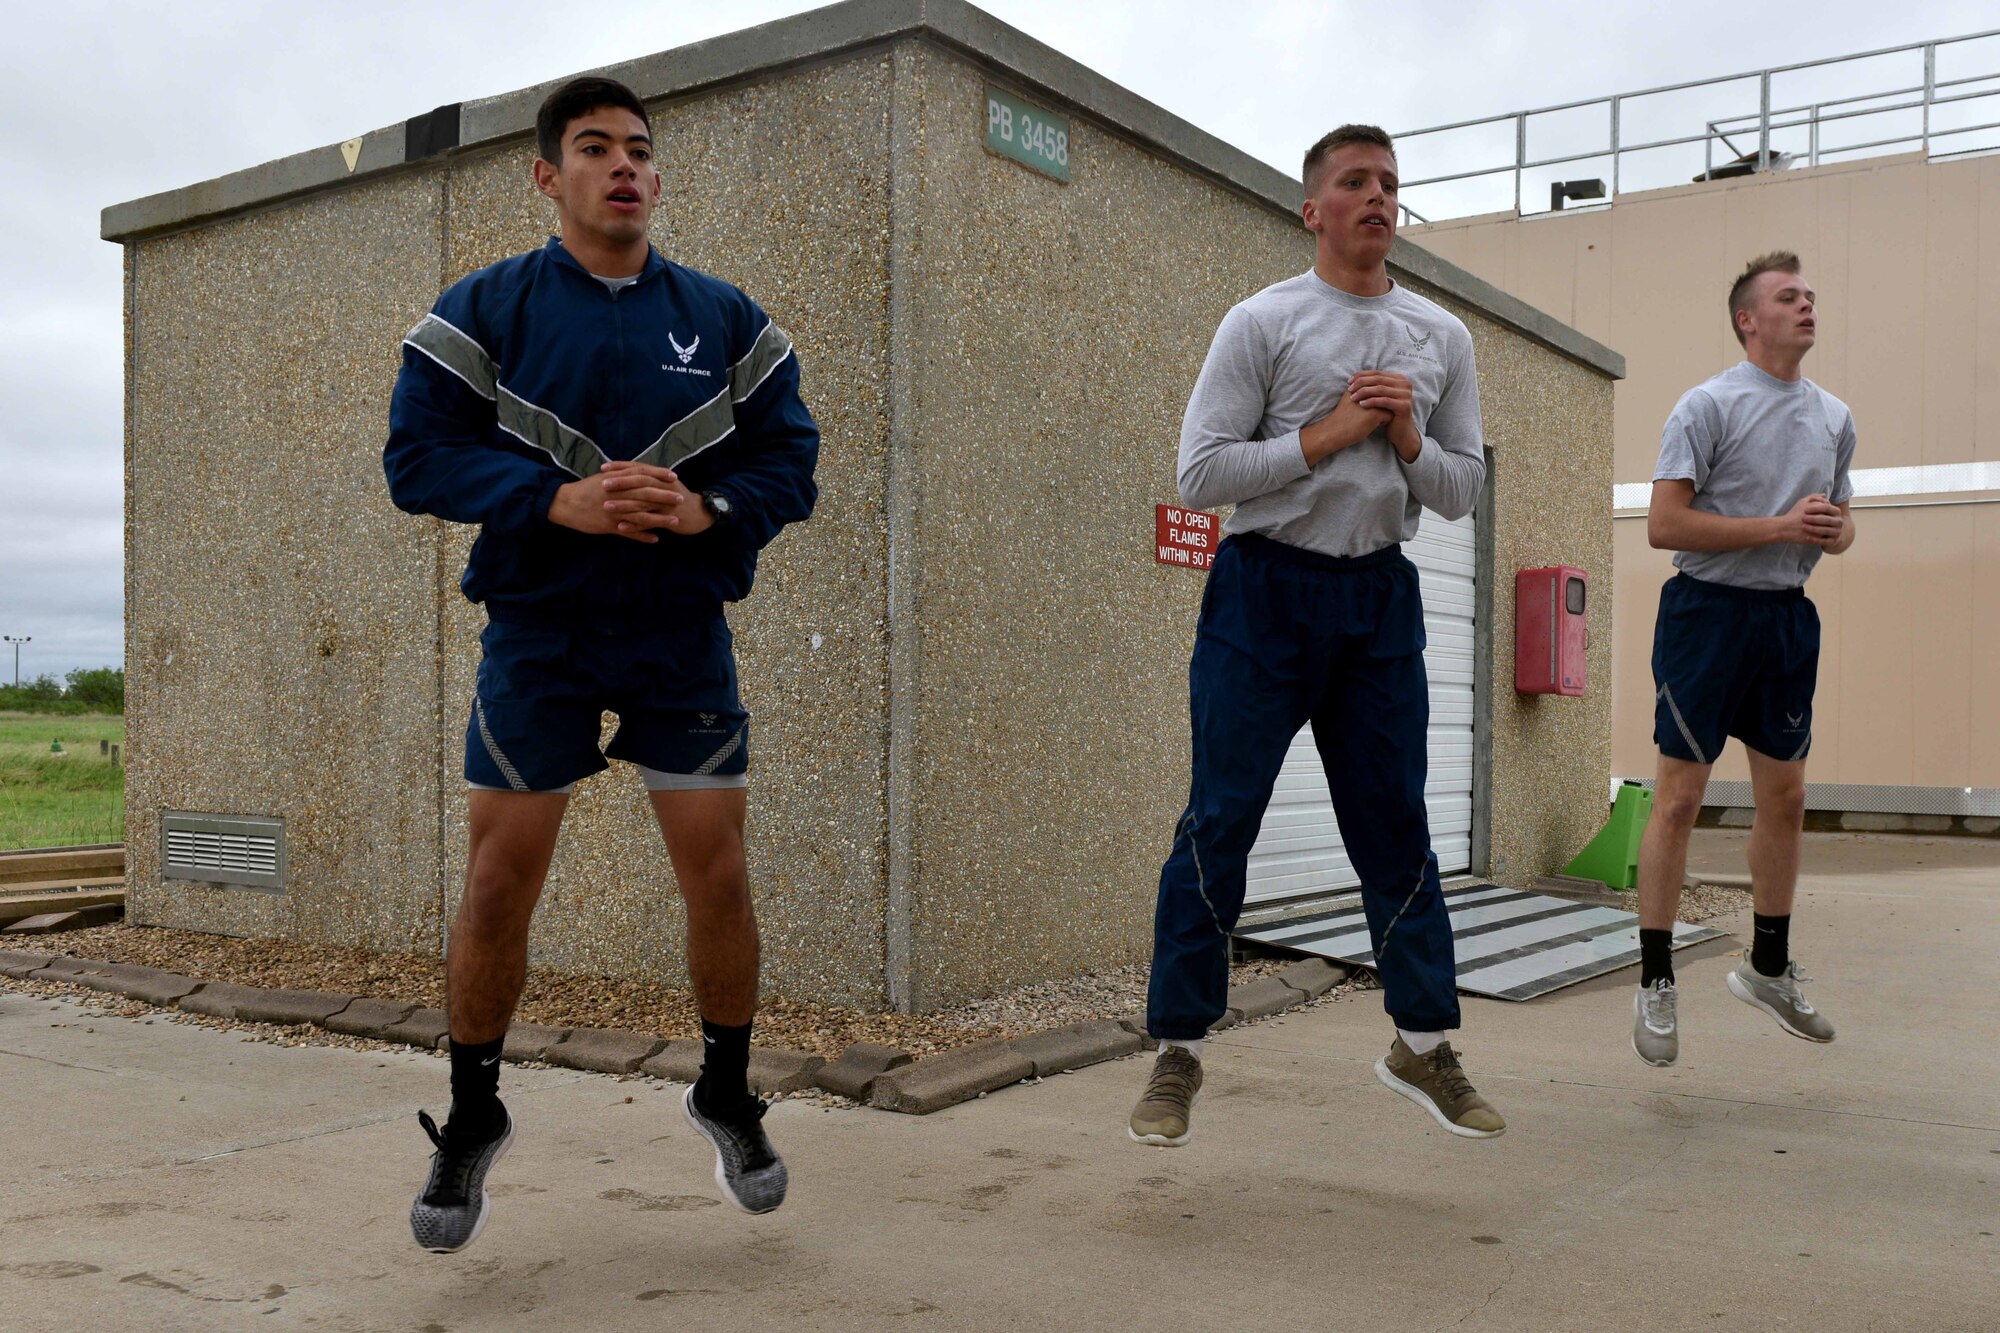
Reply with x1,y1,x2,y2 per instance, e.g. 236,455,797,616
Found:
1653,361,1857,590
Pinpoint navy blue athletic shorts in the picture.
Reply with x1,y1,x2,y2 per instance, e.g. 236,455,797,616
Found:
464,617,748,793
1651,572,1819,766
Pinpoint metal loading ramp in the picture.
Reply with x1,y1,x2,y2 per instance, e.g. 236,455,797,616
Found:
1235,883,1726,1001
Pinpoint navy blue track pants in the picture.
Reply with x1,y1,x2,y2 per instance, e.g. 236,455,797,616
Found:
1147,533,1462,1040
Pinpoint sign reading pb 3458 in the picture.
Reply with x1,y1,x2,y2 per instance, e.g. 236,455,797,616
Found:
1156,504,1219,570
985,86,1070,182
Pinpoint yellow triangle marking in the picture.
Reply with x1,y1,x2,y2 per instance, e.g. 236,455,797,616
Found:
340,137,364,173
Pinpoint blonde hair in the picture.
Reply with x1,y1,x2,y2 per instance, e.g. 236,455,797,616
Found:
1728,251,1802,346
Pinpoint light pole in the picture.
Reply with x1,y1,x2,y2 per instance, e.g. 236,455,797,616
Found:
2,636,29,688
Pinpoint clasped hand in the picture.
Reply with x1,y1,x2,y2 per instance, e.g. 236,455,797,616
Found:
1307,371,1421,464
1781,493,1844,549
548,460,712,543
1345,371,1422,461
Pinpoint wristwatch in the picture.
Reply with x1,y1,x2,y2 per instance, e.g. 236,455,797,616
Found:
700,491,734,524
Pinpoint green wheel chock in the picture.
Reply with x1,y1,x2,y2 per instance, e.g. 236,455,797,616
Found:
1562,781,1653,890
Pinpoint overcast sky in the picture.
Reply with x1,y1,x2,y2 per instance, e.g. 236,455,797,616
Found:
0,0,1990,683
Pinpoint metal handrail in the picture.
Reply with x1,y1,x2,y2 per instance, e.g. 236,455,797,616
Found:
1394,29,2000,219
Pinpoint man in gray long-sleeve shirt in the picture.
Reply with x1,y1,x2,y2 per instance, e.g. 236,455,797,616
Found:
1129,125,1506,1149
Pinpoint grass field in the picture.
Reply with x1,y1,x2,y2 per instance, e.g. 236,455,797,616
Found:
0,712,125,851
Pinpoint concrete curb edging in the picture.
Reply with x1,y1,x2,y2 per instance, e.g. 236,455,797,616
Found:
379,1006,451,1050
0,950,57,979
638,1039,705,1084
501,1022,572,1063
1275,957,1348,1000
868,1041,1036,1114
63,961,203,1006
545,1028,669,1076
1008,1020,1144,1078
323,997,421,1037
814,1042,914,1101
3,950,1359,1116
749,1048,828,1096
178,983,358,1026
1227,976,1306,1022
867,960,1361,1114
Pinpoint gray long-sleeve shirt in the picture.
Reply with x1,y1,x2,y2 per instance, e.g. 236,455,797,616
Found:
1177,271,1486,558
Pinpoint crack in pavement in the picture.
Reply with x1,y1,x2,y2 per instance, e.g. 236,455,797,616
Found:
0,1046,125,1076
1454,1248,1515,1326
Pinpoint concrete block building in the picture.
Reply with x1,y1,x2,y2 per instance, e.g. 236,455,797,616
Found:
105,0,1622,1011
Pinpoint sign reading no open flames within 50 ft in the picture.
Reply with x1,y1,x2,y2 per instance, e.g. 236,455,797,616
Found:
1156,504,1218,570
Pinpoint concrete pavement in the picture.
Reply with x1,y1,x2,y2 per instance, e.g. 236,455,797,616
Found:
3,830,1996,1331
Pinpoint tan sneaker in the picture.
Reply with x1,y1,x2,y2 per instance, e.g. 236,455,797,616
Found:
1375,1037,1506,1139
1127,1046,1203,1146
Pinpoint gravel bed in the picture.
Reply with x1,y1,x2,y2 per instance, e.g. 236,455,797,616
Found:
1679,881,1750,924
13,924,1296,1060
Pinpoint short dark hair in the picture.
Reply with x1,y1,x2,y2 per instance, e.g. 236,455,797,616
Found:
536,77,651,164
1727,250,1802,346
1304,125,1396,194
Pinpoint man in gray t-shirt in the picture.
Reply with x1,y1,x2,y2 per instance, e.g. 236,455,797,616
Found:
1629,251,1857,1070
1129,125,1505,1152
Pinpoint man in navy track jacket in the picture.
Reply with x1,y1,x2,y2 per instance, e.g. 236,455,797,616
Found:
384,76,818,1252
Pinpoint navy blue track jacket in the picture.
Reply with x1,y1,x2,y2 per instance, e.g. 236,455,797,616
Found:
384,237,819,623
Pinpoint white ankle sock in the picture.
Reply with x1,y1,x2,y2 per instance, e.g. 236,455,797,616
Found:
1159,1038,1204,1060
1397,1028,1446,1055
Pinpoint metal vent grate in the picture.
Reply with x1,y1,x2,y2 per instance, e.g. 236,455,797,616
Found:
161,813,286,892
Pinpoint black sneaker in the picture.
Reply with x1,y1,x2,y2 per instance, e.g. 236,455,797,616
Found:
682,1085,788,1214
409,1106,513,1253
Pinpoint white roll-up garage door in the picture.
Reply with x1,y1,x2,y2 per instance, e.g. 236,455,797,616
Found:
1243,507,1478,907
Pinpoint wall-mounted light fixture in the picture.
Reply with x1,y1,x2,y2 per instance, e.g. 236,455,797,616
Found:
1550,178,1607,211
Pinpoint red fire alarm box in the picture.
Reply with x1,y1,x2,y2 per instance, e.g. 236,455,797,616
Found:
1516,566,1588,696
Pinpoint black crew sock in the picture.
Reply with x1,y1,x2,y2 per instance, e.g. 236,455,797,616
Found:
694,1017,753,1114
1751,913,1791,978
447,1035,506,1139
1638,928,1675,988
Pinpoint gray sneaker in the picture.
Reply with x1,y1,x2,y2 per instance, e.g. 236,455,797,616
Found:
410,1107,513,1253
1632,980,1679,1066
1128,1046,1203,1146
683,1085,789,1214
1727,955,1835,1042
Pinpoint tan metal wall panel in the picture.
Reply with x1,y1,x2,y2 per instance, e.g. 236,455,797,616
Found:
1909,507,1975,783
1974,504,2000,787
1810,171,1853,398
1809,539,1848,783
1514,218,1580,330
1846,163,1929,470
1978,158,2000,455
1569,211,1616,345
1922,166,1982,467
1833,508,1915,784
1607,191,1729,481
